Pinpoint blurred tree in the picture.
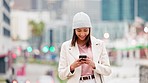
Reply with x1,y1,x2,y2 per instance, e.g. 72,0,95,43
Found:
28,20,45,50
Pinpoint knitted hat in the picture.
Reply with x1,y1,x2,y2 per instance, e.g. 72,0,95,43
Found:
72,12,92,29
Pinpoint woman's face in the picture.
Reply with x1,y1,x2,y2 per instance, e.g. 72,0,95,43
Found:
75,27,90,41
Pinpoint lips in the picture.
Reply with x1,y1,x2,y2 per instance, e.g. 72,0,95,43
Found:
79,36,86,40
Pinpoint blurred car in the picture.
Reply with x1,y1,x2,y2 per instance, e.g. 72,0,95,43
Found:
37,75,54,83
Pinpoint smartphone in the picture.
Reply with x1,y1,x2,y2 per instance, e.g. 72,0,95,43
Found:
79,55,87,61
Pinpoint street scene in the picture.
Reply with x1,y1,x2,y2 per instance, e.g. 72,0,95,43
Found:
0,0,148,83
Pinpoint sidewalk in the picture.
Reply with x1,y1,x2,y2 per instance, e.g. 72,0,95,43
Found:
104,58,140,83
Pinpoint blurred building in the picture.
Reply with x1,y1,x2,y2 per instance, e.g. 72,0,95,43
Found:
102,0,135,22
11,0,53,49
11,10,50,48
0,0,14,82
102,0,148,22
11,0,32,10
12,0,49,11
138,0,148,21
0,0,11,54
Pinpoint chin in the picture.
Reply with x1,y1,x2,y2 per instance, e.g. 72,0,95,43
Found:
80,38,85,41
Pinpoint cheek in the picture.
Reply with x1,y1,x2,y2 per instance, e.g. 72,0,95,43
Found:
85,32,89,35
75,32,79,36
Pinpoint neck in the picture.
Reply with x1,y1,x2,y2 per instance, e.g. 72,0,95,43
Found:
77,39,85,46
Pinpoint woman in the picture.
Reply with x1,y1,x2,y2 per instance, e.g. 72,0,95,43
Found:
58,12,111,83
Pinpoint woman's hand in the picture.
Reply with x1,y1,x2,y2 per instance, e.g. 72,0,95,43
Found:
84,57,96,69
70,57,96,72
70,59,85,71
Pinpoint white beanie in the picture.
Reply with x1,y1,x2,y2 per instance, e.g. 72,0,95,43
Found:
72,12,92,29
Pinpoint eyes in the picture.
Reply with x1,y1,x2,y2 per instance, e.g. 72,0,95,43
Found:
75,28,89,32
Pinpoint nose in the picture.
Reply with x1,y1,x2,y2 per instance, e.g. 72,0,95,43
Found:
80,32,85,36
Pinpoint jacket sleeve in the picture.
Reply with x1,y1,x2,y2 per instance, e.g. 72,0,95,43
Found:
93,41,112,76
58,43,75,80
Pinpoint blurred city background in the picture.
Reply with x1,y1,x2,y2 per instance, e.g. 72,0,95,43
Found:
0,0,148,83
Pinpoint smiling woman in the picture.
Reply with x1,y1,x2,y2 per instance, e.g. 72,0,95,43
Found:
58,12,111,83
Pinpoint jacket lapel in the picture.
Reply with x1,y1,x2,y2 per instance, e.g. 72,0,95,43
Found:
68,42,80,60
91,37,102,63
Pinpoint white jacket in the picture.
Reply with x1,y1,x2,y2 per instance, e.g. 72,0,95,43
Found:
58,36,111,83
